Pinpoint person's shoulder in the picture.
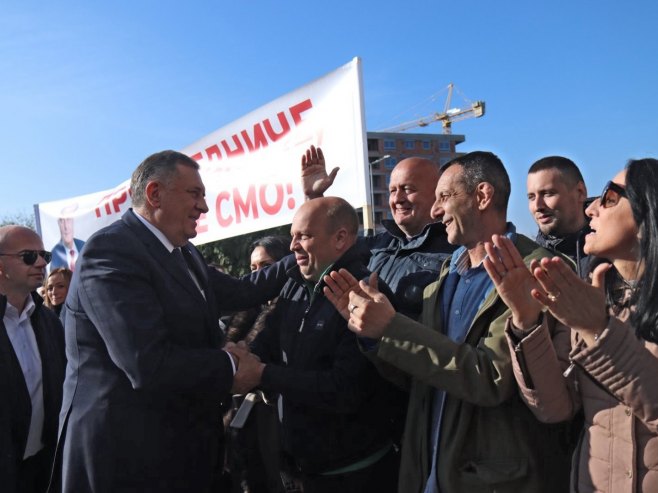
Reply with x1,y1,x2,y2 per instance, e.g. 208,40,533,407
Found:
515,233,555,262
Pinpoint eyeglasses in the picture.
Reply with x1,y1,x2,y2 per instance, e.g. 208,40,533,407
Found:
0,250,52,265
599,181,627,209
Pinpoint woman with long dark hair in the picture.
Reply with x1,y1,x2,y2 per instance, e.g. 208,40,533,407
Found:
483,158,658,492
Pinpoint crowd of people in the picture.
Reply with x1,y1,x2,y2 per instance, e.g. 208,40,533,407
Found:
0,144,656,493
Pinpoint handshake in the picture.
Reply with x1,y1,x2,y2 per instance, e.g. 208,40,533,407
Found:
225,341,265,395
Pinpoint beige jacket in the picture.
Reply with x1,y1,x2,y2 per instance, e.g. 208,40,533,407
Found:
507,304,658,493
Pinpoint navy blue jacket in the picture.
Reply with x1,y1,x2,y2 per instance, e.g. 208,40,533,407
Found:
252,244,403,474
363,220,455,319
54,209,292,493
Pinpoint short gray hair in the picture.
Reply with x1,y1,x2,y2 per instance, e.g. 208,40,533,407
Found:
130,150,199,208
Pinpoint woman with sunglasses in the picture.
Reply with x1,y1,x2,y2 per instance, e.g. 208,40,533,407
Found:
482,158,658,492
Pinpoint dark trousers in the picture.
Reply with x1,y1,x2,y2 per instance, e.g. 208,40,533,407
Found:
301,446,399,493
18,447,52,493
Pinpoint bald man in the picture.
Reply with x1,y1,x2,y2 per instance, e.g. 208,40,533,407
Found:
302,147,456,319
250,197,401,493
0,226,66,493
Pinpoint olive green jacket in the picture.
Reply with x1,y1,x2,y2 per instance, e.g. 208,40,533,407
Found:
376,234,571,493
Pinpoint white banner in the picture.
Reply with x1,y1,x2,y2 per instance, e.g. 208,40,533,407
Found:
36,57,369,256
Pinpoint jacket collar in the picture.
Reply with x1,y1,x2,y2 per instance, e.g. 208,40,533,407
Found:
287,242,363,288
535,223,591,258
381,219,446,249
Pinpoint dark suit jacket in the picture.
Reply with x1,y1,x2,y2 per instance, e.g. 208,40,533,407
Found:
49,238,85,271
0,294,66,493
55,210,290,493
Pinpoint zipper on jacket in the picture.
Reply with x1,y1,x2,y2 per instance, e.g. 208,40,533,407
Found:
515,343,535,389
563,357,619,401
298,306,311,333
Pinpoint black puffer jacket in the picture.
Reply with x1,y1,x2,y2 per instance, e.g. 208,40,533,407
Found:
535,224,593,278
364,220,455,319
252,244,403,474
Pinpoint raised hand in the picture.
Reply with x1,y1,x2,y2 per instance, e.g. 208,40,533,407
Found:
531,257,611,345
483,234,545,331
301,145,339,199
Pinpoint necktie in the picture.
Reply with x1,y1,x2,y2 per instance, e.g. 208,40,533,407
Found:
172,248,206,298
69,249,76,271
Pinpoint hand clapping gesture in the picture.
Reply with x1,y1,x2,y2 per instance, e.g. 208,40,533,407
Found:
323,269,395,339
483,234,611,345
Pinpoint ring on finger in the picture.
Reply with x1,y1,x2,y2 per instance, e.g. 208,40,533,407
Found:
349,304,357,313
547,291,561,302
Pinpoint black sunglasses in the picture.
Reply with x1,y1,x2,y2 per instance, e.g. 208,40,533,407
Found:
599,181,627,209
0,250,52,265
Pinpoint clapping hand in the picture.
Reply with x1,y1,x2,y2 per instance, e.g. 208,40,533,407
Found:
324,270,395,339
483,234,547,331
530,256,611,345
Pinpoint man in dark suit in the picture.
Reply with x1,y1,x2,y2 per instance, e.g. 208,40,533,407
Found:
0,225,66,493
54,150,283,493
49,215,85,272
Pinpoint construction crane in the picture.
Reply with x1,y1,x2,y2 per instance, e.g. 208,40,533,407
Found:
381,83,485,134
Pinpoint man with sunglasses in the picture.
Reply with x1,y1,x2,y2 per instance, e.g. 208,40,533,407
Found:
526,156,593,277
0,225,66,493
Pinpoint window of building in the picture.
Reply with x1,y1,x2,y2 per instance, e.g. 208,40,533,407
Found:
383,139,396,150
384,157,397,170
439,141,451,152
422,140,431,150
404,140,415,150
367,139,379,151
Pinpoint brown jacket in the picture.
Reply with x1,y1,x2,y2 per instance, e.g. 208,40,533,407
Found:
507,304,658,493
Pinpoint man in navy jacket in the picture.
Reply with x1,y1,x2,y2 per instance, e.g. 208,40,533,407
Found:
251,197,401,493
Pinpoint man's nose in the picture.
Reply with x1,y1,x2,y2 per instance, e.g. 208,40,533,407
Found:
197,196,209,213
431,203,445,221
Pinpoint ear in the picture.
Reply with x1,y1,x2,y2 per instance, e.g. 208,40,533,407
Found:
476,182,495,211
144,181,163,208
334,227,349,251
575,180,587,202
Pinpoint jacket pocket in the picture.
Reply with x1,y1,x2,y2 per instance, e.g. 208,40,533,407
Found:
459,458,529,486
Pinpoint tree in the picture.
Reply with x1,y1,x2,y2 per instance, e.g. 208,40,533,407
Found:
197,224,291,276
0,211,36,229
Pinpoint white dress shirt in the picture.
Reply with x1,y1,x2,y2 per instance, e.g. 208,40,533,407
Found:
4,296,45,458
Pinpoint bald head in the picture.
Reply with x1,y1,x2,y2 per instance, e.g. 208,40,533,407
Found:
0,225,41,251
291,197,358,280
0,225,48,309
389,157,440,237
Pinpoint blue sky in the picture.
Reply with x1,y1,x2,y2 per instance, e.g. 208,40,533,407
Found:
2,0,657,236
